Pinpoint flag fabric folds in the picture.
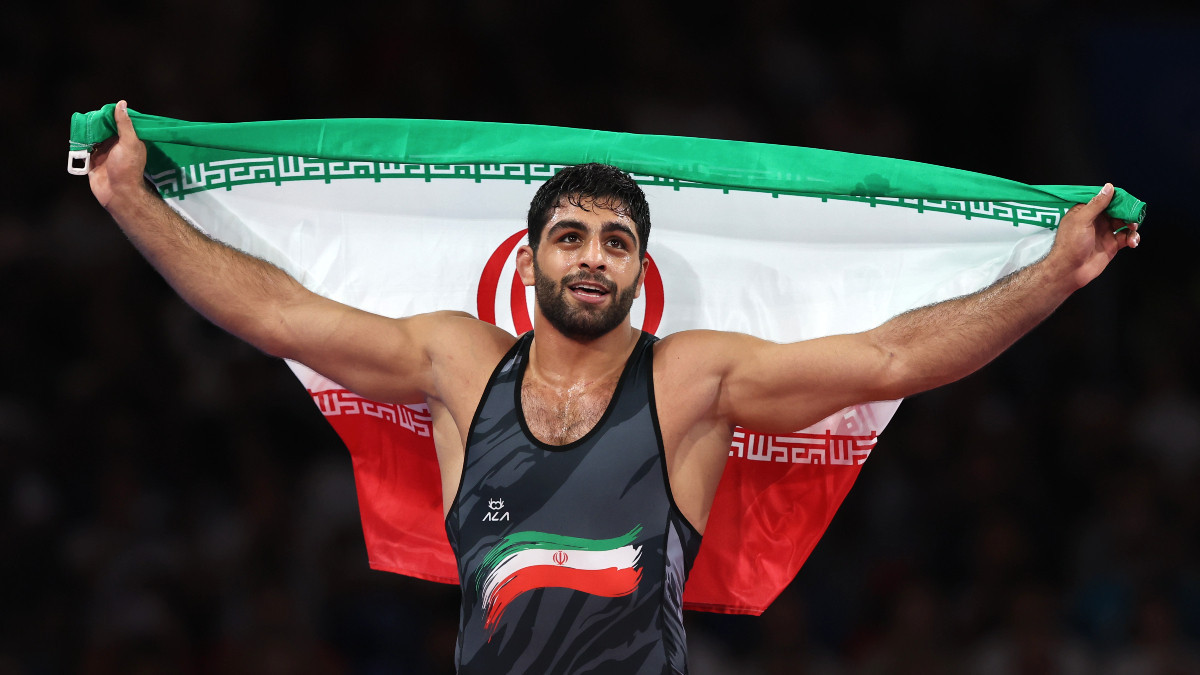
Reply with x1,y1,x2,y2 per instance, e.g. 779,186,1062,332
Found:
69,105,1145,615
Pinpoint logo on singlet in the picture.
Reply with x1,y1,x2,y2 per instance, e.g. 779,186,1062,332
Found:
482,497,510,522
475,526,644,637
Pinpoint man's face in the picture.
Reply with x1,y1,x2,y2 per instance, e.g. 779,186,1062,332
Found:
526,197,646,341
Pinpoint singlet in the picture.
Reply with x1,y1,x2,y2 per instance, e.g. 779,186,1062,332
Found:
446,331,703,674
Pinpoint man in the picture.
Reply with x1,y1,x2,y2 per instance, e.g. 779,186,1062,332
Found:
88,100,1139,674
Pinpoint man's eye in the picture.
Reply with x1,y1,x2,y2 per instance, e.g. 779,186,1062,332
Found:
560,233,580,243
607,238,626,249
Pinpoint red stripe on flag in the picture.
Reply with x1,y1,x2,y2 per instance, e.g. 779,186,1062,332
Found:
476,229,527,325
485,565,642,631
642,255,664,335
510,270,532,335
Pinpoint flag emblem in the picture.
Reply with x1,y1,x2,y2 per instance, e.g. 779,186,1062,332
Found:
475,527,643,634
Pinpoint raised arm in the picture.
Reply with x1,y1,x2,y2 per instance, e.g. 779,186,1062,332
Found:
854,184,1139,401
88,101,508,404
663,184,1140,435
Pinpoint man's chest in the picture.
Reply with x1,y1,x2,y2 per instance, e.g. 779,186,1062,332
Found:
519,378,619,446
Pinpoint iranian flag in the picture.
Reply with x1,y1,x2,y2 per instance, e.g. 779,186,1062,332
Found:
68,104,1146,615
476,527,644,634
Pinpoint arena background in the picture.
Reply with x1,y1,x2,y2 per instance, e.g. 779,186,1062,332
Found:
3,1,1198,672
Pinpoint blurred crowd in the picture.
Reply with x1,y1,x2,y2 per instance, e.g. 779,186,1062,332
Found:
3,0,1198,672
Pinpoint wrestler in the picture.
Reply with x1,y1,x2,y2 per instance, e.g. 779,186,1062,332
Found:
88,100,1138,674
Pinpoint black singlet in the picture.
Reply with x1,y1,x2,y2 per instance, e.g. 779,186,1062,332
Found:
446,331,702,674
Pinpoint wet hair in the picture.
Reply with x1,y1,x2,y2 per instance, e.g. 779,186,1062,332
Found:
526,163,651,258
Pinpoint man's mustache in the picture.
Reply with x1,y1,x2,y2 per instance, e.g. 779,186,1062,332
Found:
560,271,616,293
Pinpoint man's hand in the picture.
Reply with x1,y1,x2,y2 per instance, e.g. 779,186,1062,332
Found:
88,100,148,210
1047,183,1141,290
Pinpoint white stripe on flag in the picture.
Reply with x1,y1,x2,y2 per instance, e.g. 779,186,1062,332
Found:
482,544,642,602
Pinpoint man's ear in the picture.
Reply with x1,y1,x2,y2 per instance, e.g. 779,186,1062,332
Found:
516,245,535,287
634,256,648,298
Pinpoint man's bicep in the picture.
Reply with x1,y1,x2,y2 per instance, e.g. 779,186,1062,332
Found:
717,332,896,433
280,298,463,404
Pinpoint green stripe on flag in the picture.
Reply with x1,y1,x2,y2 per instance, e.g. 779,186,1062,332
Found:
68,105,1146,224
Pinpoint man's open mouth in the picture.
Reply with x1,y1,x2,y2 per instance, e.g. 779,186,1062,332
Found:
568,282,610,297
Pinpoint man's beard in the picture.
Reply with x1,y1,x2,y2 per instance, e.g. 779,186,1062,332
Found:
534,262,639,341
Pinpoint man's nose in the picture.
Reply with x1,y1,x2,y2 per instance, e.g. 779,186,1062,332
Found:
579,236,606,270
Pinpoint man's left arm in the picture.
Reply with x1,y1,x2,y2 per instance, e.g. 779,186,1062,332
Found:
708,183,1139,433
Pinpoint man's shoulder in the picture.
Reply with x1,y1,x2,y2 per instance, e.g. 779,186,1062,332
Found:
417,311,517,363
416,312,517,412
650,330,744,439
652,329,754,382
653,329,750,363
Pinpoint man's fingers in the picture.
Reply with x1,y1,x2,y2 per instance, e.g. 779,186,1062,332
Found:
1125,221,1141,248
1082,182,1115,217
115,99,139,142
1066,182,1115,222
1110,220,1140,249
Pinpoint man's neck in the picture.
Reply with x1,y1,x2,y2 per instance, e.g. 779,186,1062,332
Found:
526,317,641,388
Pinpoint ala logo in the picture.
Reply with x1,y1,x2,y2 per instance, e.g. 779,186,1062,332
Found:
482,497,510,522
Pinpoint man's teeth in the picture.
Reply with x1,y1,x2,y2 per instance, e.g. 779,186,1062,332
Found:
571,284,607,295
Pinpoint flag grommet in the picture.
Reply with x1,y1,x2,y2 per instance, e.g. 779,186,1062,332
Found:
67,148,90,176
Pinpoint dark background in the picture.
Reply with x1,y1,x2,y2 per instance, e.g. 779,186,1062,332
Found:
4,0,1198,672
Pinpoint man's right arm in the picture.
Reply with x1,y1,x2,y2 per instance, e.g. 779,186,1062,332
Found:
90,101,497,404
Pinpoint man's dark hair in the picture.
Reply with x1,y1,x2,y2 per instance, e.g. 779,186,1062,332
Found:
526,163,651,258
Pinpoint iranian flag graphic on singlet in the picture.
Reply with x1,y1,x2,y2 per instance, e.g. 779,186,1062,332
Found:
475,527,644,635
